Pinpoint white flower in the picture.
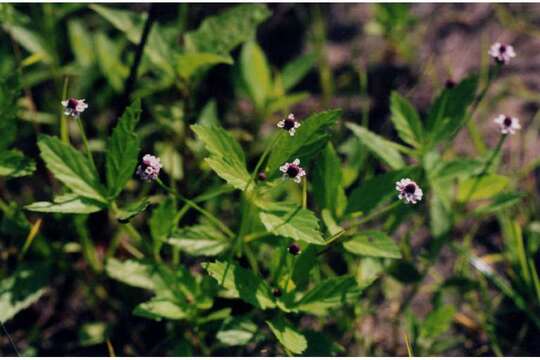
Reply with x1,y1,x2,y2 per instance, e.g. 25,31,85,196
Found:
279,158,306,183
277,113,301,136
61,98,88,117
488,42,516,65
395,178,423,204
494,114,521,135
136,154,162,181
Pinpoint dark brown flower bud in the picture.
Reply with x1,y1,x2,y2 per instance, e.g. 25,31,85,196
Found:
288,243,301,256
257,171,267,181
272,288,282,297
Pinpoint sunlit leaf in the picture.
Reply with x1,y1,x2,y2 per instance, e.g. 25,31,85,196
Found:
343,231,401,259
266,316,307,355
25,193,105,214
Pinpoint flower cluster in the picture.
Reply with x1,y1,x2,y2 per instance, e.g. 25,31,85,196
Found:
494,114,521,135
61,98,88,117
488,42,516,65
396,178,423,204
136,154,162,181
277,113,301,136
279,158,306,183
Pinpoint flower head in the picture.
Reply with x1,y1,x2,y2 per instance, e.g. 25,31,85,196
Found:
396,178,423,204
136,154,162,181
61,98,88,117
488,42,516,65
277,113,301,136
279,158,306,183
494,114,521,135
288,243,301,256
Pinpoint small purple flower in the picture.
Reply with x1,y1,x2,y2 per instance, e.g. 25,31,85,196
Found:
396,178,423,204
488,42,516,65
279,158,306,183
494,114,521,135
61,98,88,117
277,113,301,136
136,154,162,181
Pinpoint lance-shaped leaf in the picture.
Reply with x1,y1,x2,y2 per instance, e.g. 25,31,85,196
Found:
167,223,229,256
390,92,424,148
258,202,324,245
150,196,176,253
204,260,275,310
133,298,188,321
266,316,307,355
38,135,107,204
106,99,141,198
191,124,250,190
217,317,257,346
343,231,402,259
281,53,316,92
346,122,406,170
0,150,35,178
105,259,161,291
240,40,271,110
25,193,105,214
115,198,151,223
266,109,341,176
312,143,347,219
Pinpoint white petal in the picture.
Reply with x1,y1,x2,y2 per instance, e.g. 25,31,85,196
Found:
277,120,285,128
294,176,301,183
289,129,295,136
293,159,300,165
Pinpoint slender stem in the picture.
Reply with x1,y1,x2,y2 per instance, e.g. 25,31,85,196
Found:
302,176,307,209
76,116,96,171
284,256,297,293
1,321,20,356
245,132,282,192
60,77,70,144
463,134,507,203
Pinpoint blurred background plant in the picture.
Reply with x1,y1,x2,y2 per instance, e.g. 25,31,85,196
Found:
0,3,539,356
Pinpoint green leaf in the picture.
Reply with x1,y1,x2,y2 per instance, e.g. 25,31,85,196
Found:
38,135,107,204
295,275,362,314
426,75,478,146
304,331,345,356
390,92,423,148
346,122,406,169
133,298,187,321
4,25,53,64
0,73,20,151
266,109,341,175
457,174,509,202
184,4,271,55
25,193,105,214
191,124,250,190
115,198,150,223
216,317,257,346
150,196,177,252
344,231,402,259
67,20,95,67
292,245,318,291
281,53,316,91
94,31,128,92
79,322,110,347
266,316,307,355
198,99,220,126
258,202,324,245
420,304,456,339
105,259,159,291
0,150,35,177
474,192,524,215
204,260,275,310
105,99,141,198
156,142,183,181
346,167,419,215
176,52,233,80
240,40,271,109
312,143,347,218
429,190,452,238
167,224,229,256
430,158,483,181
0,263,49,322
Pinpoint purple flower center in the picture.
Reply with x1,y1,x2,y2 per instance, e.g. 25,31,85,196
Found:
67,98,78,109
499,44,507,53
288,243,301,255
286,164,300,178
283,118,295,130
404,183,416,194
503,117,512,127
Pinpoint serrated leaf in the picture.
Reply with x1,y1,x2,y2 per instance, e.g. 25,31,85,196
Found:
294,275,362,314
266,317,307,355
258,202,324,245
266,109,341,175
217,317,257,346
346,122,405,169
38,135,107,204
458,174,509,202
25,193,105,214
312,143,346,218
344,231,401,259
105,259,160,290
184,4,271,55
150,196,176,252
191,124,250,190
0,150,35,177
240,40,271,109
346,167,420,215
281,53,316,91
115,198,150,223
167,224,229,256
0,263,49,322
133,298,187,321
474,192,524,215
430,158,483,180
176,52,233,80
390,91,423,148
106,99,141,198
420,304,456,339
204,260,275,310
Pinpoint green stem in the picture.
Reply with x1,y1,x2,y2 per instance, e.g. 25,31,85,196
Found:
302,176,307,209
245,132,282,192
76,116,96,171
284,255,297,293
60,77,70,144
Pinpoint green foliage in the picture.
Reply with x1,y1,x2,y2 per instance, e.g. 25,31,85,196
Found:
344,231,402,259
133,298,187,321
25,193,105,214
167,224,229,256
150,196,177,254
312,143,347,218
0,150,36,178
390,92,424,148
457,174,509,202
217,317,257,346
240,40,272,110
266,316,307,355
